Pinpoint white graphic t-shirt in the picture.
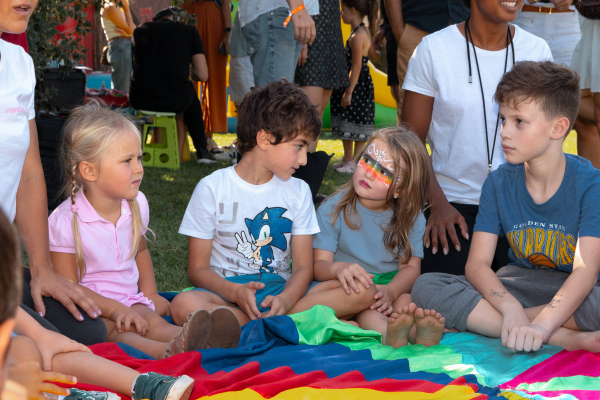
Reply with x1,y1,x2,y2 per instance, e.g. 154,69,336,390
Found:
0,39,36,223
179,166,320,279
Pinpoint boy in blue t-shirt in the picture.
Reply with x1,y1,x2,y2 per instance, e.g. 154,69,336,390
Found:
411,61,600,353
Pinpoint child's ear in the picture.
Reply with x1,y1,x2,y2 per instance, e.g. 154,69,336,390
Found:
256,129,273,151
551,116,570,140
79,161,98,182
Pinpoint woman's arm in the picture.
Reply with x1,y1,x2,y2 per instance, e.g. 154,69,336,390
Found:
135,237,169,316
18,120,100,321
402,91,469,256
103,0,136,36
191,53,209,82
219,0,231,55
385,0,404,43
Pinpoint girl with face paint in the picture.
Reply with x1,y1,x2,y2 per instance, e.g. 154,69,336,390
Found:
290,126,445,348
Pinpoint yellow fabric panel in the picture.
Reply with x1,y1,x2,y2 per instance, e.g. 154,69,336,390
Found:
199,385,483,400
498,392,530,400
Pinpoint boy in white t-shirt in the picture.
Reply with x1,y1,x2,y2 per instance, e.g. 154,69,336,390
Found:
170,80,322,326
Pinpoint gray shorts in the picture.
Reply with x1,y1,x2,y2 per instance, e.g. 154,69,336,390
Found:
412,265,600,332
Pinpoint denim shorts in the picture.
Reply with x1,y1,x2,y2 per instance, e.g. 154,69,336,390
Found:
192,273,319,313
107,38,132,92
241,8,303,87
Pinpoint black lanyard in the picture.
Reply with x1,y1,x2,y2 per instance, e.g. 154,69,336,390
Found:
465,17,515,175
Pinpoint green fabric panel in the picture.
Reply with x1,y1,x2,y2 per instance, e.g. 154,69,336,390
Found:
371,271,398,285
288,306,480,382
515,375,600,392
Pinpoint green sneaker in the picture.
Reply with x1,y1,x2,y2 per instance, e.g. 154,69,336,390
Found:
132,372,194,400
63,389,120,400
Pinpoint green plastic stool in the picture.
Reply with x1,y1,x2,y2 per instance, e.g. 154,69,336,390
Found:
139,110,180,170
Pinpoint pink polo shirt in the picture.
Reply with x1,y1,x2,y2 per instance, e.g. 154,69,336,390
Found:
48,190,154,310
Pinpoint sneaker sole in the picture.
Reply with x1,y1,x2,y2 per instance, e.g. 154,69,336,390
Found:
208,307,240,348
197,159,217,164
106,392,121,400
165,375,194,400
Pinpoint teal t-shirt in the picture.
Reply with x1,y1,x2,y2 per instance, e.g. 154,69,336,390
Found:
474,154,600,279
313,190,426,275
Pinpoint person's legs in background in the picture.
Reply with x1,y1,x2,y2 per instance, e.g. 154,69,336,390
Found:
396,24,428,122
242,8,303,88
182,95,215,164
574,90,600,168
107,38,132,92
303,86,333,153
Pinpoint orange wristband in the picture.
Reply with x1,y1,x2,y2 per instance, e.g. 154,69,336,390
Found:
283,4,305,27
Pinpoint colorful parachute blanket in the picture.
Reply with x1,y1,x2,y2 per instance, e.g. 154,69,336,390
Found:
76,306,599,400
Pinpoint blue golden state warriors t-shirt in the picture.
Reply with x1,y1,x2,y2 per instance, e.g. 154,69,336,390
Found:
474,155,600,280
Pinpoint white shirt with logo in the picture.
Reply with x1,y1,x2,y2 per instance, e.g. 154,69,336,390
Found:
0,39,35,223
179,166,320,280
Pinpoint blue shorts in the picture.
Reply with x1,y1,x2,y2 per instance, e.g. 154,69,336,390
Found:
192,273,319,313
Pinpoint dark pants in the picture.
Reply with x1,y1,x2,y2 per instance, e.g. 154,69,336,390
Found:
421,203,511,276
21,267,107,346
129,87,208,152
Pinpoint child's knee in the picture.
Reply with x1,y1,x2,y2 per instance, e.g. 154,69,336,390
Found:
352,283,378,309
170,291,205,325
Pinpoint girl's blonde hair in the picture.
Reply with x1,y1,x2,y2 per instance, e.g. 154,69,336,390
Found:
60,102,149,281
329,125,430,264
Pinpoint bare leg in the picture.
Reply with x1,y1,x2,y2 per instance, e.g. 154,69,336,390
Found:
465,298,600,352
390,85,399,104
354,141,366,157
8,336,139,397
302,86,333,153
104,318,168,360
169,291,250,326
289,280,377,320
341,140,354,163
593,92,600,138
574,118,600,168
131,304,182,343
176,115,186,163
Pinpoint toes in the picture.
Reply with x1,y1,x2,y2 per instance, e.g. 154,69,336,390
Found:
414,307,424,320
407,303,417,315
435,312,442,319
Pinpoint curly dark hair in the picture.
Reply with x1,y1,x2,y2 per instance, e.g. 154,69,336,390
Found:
234,79,322,154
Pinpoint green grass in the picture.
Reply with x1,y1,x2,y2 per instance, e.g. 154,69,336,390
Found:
26,130,579,292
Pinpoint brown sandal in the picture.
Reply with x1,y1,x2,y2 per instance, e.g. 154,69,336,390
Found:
164,309,211,358
207,307,241,349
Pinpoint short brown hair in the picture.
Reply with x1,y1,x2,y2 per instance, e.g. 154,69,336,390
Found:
495,61,581,131
0,210,21,324
234,80,322,154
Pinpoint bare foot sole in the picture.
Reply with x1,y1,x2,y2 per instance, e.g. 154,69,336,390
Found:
386,303,417,348
414,307,445,347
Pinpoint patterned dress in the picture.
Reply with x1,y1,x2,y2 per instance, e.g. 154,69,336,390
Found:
330,23,375,141
294,0,349,90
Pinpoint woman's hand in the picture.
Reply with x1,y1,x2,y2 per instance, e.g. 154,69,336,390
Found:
298,43,309,66
110,306,149,336
341,90,353,107
219,32,230,56
425,200,469,256
333,262,374,294
8,362,77,400
371,29,385,53
370,285,394,315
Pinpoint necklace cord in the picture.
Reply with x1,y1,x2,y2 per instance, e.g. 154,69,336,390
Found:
465,17,515,173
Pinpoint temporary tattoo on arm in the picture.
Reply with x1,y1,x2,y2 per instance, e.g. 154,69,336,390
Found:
547,295,563,309
490,289,507,297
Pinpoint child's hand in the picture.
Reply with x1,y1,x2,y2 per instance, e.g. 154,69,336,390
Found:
370,285,394,315
234,281,265,320
500,309,531,349
341,90,352,107
371,29,384,52
110,306,149,336
261,294,291,318
8,361,76,400
334,263,374,295
505,323,549,353
29,329,91,371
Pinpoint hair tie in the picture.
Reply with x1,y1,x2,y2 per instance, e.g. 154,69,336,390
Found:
71,204,79,213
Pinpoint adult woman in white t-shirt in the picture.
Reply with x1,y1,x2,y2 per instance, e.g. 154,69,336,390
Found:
402,0,552,275
0,0,103,343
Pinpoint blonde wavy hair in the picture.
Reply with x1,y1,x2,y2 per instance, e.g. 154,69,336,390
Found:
328,125,430,264
60,102,149,281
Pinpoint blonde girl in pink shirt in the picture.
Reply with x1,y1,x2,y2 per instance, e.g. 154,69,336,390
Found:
47,103,240,360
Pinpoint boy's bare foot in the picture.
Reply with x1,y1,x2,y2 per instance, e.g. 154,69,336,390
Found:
386,303,417,348
413,307,445,347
